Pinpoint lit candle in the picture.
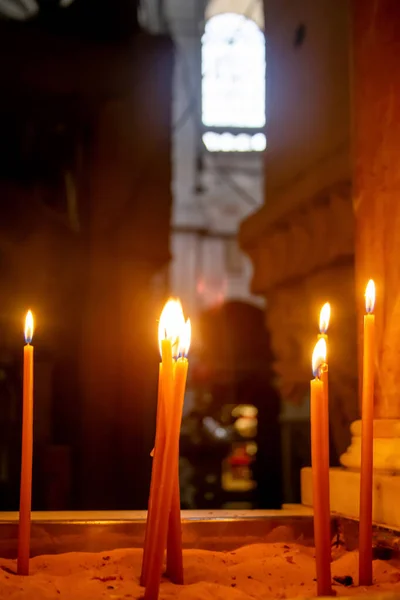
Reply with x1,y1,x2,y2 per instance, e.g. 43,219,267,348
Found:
166,475,184,583
318,302,331,445
167,319,191,585
141,301,180,587
311,338,332,597
18,311,34,576
141,301,190,599
318,303,331,549
359,279,376,586
140,364,165,587
318,302,331,343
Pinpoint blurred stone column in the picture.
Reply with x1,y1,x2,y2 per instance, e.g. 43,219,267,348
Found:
340,0,400,471
301,0,400,530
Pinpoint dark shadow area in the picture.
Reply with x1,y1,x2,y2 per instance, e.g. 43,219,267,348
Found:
180,301,283,509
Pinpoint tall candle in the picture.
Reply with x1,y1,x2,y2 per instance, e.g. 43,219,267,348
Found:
167,472,184,584
141,364,165,587
359,279,376,586
141,301,189,598
318,302,331,561
142,301,177,588
167,320,191,585
18,311,34,576
145,360,188,600
311,338,332,597
318,303,331,446
143,337,174,591
142,366,183,588
145,318,190,600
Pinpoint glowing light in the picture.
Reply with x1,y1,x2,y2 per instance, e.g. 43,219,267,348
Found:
158,299,185,357
312,337,327,379
158,299,191,358
319,302,331,334
220,133,234,152
24,311,34,344
178,319,191,358
236,134,251,152
365,280,376,314
250,133,267,151
202,13,265,129
202,132,221,152
231,404,258,418
202,132,266,153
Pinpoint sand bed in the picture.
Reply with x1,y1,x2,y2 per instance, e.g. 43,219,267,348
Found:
1,542,400,599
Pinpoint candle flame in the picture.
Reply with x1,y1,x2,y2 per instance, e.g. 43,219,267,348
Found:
158,298,185,358
312,337,327,379
319,302,331,334
25,310,34,344
178,319,191,358
365,279,376,314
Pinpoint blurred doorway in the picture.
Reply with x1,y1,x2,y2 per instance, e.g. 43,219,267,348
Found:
180,300,282,509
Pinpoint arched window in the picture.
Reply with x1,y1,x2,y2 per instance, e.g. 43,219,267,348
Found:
201,12,266,153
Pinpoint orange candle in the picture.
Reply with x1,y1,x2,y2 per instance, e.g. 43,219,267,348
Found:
167,320,190,586
142,362,183,587
18,311,34,576
141,364,165,587
311,338,332,597
359,279,376,586
318,303,331,546
166,469,184,584
142,317,175,588
144,317,190,600
142,301,190,598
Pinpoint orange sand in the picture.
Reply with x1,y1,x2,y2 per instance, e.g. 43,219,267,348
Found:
1,542,400,599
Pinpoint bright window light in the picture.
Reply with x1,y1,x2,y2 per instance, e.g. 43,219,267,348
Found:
203,132,266,152
202,13,266,129
250,132,267,151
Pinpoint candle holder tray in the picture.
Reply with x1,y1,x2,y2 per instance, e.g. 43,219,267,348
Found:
0,508,399,559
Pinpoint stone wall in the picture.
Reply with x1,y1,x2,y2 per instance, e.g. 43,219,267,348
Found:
240,0,357,462
0,9,174,509
264,0,350,212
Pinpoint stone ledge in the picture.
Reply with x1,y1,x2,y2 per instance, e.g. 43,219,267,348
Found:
301,467,400,529
239,181,353,293
340,419,400,471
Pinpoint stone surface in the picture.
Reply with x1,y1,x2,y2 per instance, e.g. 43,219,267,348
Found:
353,0,400,419
242,183,354,294
302,466,400,529
0,15,175,510
340,419,400,471
241,182,358,459
239,1,355,466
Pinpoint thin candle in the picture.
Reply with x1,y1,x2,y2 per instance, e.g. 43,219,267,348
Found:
310,338,332,597
359,279,376,586
141,301,181,587
141,364,165,587
18,310,34,576
145,318,190,600
141,301,190,599
166,319,191,584
317,302,331,555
